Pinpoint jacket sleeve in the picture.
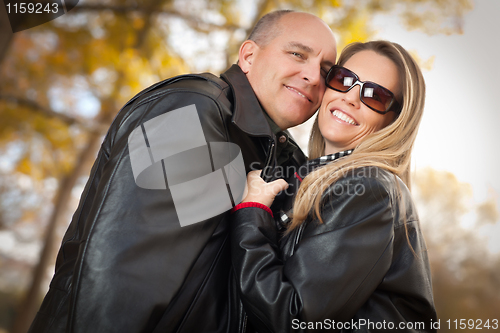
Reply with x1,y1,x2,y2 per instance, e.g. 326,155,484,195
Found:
230,175,395,332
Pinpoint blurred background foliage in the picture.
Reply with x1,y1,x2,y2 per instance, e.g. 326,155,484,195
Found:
1,0,498,332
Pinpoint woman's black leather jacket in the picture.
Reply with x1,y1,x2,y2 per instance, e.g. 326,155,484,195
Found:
230,165,437,332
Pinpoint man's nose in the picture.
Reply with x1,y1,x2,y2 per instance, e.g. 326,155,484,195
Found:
302,63,322,86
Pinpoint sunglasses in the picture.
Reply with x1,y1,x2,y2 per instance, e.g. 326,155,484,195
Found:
325,65,401,114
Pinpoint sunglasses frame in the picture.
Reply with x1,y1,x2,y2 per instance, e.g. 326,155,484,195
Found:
325,65,401,115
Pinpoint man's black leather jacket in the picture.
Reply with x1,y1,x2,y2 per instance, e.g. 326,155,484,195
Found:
230,165,437,332
29,65,305,333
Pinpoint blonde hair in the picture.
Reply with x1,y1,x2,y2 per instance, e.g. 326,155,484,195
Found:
289,40,426,230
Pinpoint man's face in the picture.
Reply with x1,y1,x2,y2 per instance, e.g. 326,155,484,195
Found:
240,13,337,130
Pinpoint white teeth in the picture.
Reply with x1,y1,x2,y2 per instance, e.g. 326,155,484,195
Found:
332,110,357,125
286,86,307,99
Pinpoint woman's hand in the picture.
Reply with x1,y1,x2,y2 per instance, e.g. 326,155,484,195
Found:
241,170,289,207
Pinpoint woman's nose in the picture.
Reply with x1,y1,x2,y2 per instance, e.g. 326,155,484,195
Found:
343,85,361,108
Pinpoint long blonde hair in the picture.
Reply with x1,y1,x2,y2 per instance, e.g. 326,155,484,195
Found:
289,40,426,230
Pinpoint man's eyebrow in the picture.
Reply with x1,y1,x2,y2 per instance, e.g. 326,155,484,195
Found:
286,41,335,67
286,41,314,53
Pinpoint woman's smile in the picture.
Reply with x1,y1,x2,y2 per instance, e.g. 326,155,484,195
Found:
330,109,359,126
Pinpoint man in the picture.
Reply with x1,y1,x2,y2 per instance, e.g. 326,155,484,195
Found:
29,10,337,333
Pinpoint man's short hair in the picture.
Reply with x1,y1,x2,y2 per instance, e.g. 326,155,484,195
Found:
247,10,295,47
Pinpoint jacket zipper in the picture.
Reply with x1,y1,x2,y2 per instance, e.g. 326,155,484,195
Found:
260,139,276,182
242,313,248,332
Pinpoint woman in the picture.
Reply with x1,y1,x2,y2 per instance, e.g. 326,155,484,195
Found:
230,41,437,332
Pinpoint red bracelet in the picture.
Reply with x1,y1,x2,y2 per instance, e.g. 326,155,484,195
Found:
231,202,273,217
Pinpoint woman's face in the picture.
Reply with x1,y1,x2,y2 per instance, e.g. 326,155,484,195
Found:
318,50,400,155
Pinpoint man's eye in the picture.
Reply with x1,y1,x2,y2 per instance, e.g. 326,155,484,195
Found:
291,52,303,58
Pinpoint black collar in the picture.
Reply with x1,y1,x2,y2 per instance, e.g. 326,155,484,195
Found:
220,65,273,138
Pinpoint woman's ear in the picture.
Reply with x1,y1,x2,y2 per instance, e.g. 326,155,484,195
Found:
238,40,258,74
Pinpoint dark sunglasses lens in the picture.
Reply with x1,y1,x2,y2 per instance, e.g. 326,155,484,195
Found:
361,82,395,112
327,68,356,92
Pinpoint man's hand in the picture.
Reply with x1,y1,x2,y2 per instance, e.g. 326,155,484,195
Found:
241,170,289,207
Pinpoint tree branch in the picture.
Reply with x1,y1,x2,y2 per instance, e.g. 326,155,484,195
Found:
0,94,107,134
133,0,164,50
71,4,241,32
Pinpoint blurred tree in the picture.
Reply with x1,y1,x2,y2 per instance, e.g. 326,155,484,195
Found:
413,168,500,332
0,0,473,332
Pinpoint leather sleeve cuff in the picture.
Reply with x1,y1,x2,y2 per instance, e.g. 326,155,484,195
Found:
231,202,273,218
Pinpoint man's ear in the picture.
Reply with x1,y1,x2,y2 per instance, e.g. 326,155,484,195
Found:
238,40,258,74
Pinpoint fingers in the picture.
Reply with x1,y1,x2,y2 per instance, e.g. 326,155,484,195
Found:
269,178,289,197
240,170,289,207
247,170,262,181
